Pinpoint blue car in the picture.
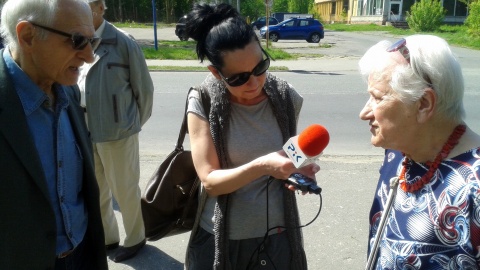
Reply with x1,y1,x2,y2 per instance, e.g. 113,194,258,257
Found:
260,17,324,43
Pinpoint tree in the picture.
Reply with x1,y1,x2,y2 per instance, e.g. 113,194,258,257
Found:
288,0,310,13
406,0,446,32
242,0,266,21
465,0,480,37
273,0,289,13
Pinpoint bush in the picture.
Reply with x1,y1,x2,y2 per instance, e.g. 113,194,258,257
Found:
406,0,446,32
465,1,480,37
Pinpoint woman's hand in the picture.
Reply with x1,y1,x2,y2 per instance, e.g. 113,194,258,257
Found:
260,150,321,193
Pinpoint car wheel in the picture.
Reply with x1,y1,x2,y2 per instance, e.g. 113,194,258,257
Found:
269,33,279,42
180,35,189,41
308,33,321,43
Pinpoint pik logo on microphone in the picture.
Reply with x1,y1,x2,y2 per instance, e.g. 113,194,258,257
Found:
282,124,330,168
284,142,306,166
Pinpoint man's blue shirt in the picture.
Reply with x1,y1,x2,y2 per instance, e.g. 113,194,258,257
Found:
3,49,87,255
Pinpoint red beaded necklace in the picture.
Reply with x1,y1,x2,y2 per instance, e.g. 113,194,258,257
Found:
399,124,466,193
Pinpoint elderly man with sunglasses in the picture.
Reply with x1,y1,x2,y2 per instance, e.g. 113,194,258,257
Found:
77,0,154,263
0,0,107,270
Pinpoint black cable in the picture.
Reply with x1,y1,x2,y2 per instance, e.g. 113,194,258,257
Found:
246,177,323,269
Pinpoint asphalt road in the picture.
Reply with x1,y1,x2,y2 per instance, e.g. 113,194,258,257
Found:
105,27,480,270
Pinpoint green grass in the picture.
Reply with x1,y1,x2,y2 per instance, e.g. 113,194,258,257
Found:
325,23,396,32
141,41,298,60
324,23,480,50
142,41,198,60
264,47,296,60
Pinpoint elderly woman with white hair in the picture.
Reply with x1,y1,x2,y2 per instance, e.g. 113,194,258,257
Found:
359,34,480,269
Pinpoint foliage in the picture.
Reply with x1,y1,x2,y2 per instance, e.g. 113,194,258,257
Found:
104,0,195,24
102,0,317,24
288,0,311,13
235,0,316,22
241,0,267,22
406,0,446,32
273,0,289,14
465,0,480,37
340,9,348,22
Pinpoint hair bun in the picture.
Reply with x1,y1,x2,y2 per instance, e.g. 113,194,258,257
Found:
185,3,239,42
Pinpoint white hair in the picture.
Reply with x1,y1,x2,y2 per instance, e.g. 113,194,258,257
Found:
359,34,465,122
0,0,89,50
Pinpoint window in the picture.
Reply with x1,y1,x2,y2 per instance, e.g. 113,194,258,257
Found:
444,0,468,16
284,21,296,27
358,0,384,15
299,20,310,26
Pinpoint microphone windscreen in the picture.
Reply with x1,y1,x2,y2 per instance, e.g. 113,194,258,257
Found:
297,124,330,157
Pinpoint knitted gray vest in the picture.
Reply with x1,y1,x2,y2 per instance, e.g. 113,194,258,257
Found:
190,73,307,270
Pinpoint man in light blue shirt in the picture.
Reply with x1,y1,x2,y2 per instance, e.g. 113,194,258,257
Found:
0,0,107,269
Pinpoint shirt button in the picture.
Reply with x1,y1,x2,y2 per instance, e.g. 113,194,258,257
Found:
60,196,65,203
260,260,267,266
58,160,63,168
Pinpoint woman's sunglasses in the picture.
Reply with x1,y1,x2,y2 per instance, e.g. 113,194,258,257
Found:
29,21,101,51
217,57,270,87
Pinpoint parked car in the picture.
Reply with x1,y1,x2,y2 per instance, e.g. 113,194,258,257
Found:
259,17,324,43
175,15,188,41
251,16,278,30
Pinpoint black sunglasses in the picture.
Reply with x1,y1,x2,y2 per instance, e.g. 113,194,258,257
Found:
29,21,101,50
386,38,410,63
217,57,270,87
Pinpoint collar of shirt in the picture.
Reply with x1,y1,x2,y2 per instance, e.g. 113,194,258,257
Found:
96,19,107,38
2,48,69,114
77,19,106,107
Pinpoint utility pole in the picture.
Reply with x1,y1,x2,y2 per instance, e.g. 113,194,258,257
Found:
265,0,272,49
152,0,158,51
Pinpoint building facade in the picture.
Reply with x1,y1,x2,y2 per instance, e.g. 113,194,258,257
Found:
314,0,469,25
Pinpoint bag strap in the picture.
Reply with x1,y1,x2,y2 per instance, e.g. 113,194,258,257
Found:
175,86,211,227
175,86,211,151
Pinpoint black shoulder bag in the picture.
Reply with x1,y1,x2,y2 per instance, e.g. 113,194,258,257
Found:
141,86,210,241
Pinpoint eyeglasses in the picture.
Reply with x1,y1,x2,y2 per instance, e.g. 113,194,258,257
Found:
29,21,101,50
386,38,410,63
217,57,270,87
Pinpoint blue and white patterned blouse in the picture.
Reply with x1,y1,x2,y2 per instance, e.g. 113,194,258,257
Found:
368,149,480,269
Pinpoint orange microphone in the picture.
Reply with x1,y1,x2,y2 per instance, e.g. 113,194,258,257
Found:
283,124,330,168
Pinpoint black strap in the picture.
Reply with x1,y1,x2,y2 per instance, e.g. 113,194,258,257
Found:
175,86,211,151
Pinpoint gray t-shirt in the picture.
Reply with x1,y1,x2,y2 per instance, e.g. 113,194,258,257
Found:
187,82,303,240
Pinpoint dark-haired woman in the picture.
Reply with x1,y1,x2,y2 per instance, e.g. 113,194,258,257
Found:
184,3,318,270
